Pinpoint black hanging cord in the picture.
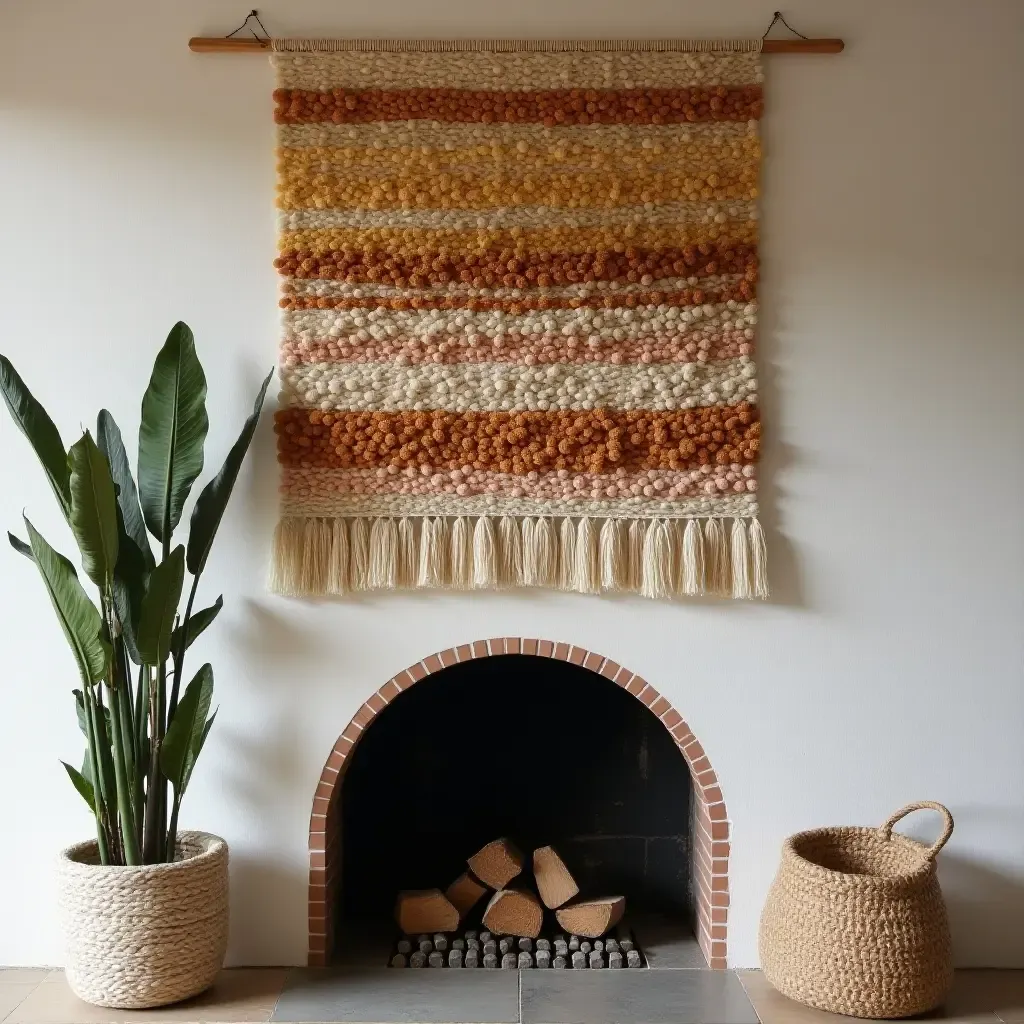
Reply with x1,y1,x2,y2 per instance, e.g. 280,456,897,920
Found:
226,9,269,41
762,11,810,40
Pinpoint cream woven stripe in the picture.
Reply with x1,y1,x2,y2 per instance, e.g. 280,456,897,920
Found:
277,121,760,148
285,464,751,490
278,202,757,233
281,492,759,519
273,49,762,90
271,38,763,53
282,303,757,341
281,356,757,413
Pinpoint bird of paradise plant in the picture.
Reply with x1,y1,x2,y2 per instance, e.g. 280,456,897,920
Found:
1,322,271,865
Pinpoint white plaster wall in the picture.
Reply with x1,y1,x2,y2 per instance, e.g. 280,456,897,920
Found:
1,0,1022,968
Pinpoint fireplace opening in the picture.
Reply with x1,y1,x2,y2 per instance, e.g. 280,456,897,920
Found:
329,652,705,967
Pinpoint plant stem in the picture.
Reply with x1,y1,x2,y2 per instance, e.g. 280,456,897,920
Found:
80,684,111,865
134,663,148,833
92,676,123,864
155,659,167,861
169,573,200,720
166,793,181,861
112,635,139,854
103,597,141,868
116,639,135,777
142,665,162,864
87,686,119,862
106,681,140,864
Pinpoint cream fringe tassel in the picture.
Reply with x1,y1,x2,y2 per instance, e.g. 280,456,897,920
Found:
270,515,768,600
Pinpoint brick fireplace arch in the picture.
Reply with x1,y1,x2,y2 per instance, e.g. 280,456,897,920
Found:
307,639,730,968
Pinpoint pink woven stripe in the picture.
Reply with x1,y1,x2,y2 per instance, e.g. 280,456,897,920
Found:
282,464,756,500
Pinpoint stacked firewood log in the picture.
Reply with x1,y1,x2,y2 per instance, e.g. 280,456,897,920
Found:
394,839,628,952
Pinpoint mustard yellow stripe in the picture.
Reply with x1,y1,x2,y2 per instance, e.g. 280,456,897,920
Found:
277,169,758,212
277,221,758,255
276,136,761,178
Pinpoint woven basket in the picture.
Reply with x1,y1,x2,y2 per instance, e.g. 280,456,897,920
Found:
57,831,229,1008
759,802,954,1019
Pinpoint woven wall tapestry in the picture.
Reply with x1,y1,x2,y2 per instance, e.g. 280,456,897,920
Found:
270,39,766,600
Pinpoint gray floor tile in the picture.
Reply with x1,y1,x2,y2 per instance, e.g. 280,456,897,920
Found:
271,967,520,1023
521,968,759,1024
737,969,1007,1023
631,916,707,969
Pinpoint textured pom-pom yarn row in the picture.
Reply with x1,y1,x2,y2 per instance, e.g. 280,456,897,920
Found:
270,41,766,598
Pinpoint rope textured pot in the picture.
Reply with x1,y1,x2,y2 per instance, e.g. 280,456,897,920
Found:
759,802,954,1019
57,832,228,1008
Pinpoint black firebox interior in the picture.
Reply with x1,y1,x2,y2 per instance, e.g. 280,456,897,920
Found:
338,654,693,930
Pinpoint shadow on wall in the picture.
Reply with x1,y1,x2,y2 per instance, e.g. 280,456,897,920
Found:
942,853,1024,968
228,854,308,966
216,601,327,965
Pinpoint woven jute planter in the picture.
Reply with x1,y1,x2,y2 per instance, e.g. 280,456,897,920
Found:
759,802,954,1020
56,831,229,1008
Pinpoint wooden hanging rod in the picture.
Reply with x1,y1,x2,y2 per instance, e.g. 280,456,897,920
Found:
188,37,844,54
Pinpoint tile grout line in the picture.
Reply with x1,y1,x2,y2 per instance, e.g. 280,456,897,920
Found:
266,966,294,1024
0,974,45,1024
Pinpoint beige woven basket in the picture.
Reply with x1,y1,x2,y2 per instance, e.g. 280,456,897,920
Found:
759,802,954,1019
57,831,229,1008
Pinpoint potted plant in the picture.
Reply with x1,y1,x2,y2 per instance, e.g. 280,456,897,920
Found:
0,323,271,1008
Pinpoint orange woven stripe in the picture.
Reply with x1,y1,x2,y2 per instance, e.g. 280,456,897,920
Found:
274,242,758,286
274,85,763,125
275,405,760,473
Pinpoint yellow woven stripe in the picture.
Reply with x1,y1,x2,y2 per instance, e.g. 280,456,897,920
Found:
277,170,758,211
278,221,758,255
277,137,760,177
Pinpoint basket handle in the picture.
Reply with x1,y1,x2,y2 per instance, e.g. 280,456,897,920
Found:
878,801,954,860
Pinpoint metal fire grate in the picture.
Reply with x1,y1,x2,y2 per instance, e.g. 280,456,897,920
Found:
388,925,645,969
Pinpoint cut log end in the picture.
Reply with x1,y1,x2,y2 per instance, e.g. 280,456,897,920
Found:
482,888,544,939
468,837,524,889
532,846,580,909
446,872,488,918
555,897,626,938
395,889,460,935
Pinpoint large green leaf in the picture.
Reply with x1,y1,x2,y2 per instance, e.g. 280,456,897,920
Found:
170,595,223,654
72,688,111,737
0,355,70,515
111,527,147,664
97,410,154,572
61,761,96,813
68,432,119,588
161,663,213,791
8,532,33,560
136,545,184,665
24,517,108,685
183,710,217,791
72,689,116,815
98,411,152,662
80,748,94,788
137,323,208,545
187,369,272,576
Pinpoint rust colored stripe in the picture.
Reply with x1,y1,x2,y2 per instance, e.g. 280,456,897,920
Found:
273,86,763,125
279,283,756,312
274,242,757,287
275,405,760,474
